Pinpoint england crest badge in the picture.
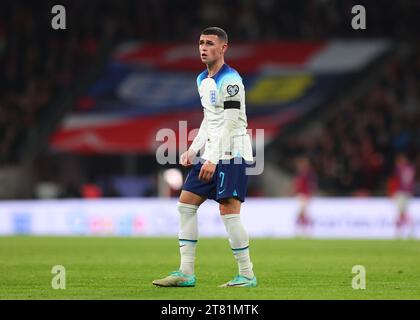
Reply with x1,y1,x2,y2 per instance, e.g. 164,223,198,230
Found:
210,90,217,105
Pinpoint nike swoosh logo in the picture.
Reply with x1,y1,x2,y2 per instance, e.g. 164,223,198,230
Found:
218,189,225,195
179,244,186,248
228,282,247,287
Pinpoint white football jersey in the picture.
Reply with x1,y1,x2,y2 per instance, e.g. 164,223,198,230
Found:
191,64,253,163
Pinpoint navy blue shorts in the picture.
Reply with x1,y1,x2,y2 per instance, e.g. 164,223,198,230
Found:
182,158,250,203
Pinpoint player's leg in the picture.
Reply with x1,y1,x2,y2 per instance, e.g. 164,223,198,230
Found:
296,195,305,233
406,198,415,238
215,157,256,287
177,190,206,275
152,191,206,287
296,194,312,237
153,159,214,287
219,197,257,287
395,192,408,237
396,193,414,238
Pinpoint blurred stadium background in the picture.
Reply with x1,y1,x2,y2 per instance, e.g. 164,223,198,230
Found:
0,0,419,239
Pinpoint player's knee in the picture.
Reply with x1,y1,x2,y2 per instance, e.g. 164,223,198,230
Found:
220,207,238,215
219,198,241,215
179,191,205,206
177,202,199,215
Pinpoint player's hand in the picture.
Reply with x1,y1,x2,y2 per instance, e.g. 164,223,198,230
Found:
199,160,216,182
180,149,196,167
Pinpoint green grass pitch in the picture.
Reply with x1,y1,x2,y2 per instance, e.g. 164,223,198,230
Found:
0,237,419,299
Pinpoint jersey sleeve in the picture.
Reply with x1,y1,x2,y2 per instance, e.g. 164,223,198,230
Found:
206,74,243,164
190,113,208,153
221,74,243,110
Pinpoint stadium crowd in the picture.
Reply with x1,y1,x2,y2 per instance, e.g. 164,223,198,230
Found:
280,48,420,196
0,1,101,164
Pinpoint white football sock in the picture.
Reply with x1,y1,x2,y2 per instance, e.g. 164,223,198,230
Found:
221,213,254,279
178,202,198,275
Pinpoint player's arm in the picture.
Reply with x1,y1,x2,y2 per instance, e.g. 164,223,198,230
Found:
207,106,239,163
199,77,241,181
190,113,208,155
208,76,241,165
181,114,208,167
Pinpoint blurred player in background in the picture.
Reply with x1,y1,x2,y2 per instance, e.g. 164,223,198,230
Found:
392,153,416,238
294,156,317,237
153,27,257,288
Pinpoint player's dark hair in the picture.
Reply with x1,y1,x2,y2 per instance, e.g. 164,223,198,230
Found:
201,27,228,42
